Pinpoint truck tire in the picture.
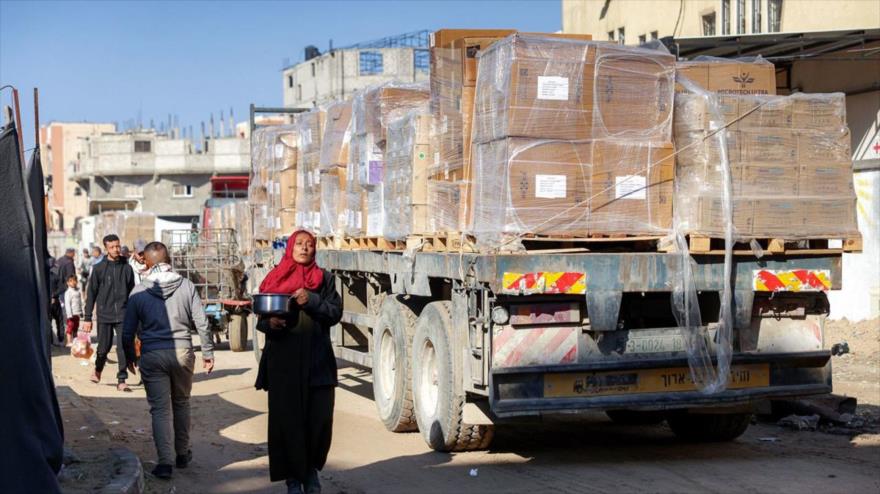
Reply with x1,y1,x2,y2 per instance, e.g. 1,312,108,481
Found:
372,296,420,432
252,314,265,363
667,412,752,442
412,301,494,452
606,410,665,425
228,313,248,352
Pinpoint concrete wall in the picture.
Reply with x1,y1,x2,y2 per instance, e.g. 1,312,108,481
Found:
562,0,880,43
86,173,212,217
282,47,428,109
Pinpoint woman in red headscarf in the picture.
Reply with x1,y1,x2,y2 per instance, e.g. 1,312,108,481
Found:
255,230,341,494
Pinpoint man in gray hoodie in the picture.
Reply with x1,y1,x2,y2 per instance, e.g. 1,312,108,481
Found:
122,241,215,480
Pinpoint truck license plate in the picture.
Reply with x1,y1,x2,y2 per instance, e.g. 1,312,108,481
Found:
544,363,770,398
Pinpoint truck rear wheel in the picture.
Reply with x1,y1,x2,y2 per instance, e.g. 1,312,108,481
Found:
228,313,247,352
412,301,494,452
667,412,752,442
372,296,419,432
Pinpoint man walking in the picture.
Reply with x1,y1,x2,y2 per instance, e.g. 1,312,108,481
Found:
79,248,91,287
83,234,135,391
122,241,214,479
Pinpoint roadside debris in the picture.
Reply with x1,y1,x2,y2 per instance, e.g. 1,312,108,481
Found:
469,468,479,477
778,414,820,431
830,341,850,356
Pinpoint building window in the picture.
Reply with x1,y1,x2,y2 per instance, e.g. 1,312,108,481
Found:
638,34,647,44
752,0,762,33
737,0,746,34
124,185,143,198
651,31,659,40
310,63,315,77
702,12,717,36
74,187,82,197
617,27,625,45
768,0,782,32
287,75,293,88
172,184,193,198
608,30,615,41
722,0,731,35
359,51,383,75
134,140,151,153
297,84,302,100
414,49,429,73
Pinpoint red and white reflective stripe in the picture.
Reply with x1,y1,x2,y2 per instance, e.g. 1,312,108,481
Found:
501,272,586,295
753,269,831,292
492,326,578,368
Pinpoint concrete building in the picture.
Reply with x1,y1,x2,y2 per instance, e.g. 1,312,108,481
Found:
72,130,249,224
282,31,429,110
39,122,116,232
562,0,879,44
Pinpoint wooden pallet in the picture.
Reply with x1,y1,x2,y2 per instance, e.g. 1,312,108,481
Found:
254,238,272,249
326,236,406,251
406,232,478,253
665,234,864,255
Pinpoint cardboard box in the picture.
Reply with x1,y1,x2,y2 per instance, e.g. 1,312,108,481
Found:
355,85,430,140
752,199,803,237
791,94,846,130
279,208,297,235
430,29,516,49
320,100,352,168
472,138,592,237
319,168,347,236
590,141,675,234
740,129,798,164
296,110,325,155
739,164,799,197
798,164,854,197
803,198,858,236
675,60,775,95
428,180,466,232
738,97,792,129
797,130,851,164
279,167,297,208
693,197,755,236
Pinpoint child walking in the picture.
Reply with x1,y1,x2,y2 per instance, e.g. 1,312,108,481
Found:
64,275,84,347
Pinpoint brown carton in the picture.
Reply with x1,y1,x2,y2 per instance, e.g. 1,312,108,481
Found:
590,141,675,234
740,129,798,163
675,60,775,95
798,164,854,197
694,197,755,236
319,100,352,168
738,97,792,129
431,29,516,49
279,167,297,208
752,199,804,237
739,164,799,197
803,199,858,236
472,138,592,237
791,93,846,130
797,130,851,164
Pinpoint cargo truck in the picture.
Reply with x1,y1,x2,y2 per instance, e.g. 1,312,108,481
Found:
246,241,842,451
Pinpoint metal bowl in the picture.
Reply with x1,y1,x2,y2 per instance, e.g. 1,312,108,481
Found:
251,293,294,316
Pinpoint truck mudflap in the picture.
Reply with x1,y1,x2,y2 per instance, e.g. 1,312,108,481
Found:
489,351,831,417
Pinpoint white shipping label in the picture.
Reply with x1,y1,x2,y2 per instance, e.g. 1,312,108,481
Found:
535,174,567,199
615,175,647,200
537,76,569,101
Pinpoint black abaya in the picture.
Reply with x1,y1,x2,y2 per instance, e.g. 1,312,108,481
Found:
255,271,342,483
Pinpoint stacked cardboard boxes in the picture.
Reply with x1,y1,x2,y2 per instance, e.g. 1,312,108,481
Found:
294,109,325,233
674,92,858,238
95,211,156,248
319,100,352,236
344,82,430,237
249,125,298,242
383,105,434,240
469,33,676,246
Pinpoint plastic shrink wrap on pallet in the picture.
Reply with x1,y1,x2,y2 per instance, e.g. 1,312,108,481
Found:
319,100,353,236
472,34,675,144
294,109,325,232
248,125,298,242
344,83,430,237
383,106,433,240
468,33,675,247
94,211,156,248
673,91,858,238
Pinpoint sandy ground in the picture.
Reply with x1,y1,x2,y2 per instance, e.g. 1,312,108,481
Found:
52,319,880,494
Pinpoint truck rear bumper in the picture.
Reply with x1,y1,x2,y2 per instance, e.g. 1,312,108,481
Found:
490,351,831,417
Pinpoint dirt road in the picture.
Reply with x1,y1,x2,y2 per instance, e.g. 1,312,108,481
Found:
52,322,880,494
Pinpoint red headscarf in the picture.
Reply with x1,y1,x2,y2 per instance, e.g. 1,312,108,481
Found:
259,230,324,294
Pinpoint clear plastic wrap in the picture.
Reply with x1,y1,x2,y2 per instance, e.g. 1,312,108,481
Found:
248,125,298,241
294,110,325,232
383,106,433,240
470,138,675,247
472,34,675,144
427,180,466,233
319,169,347,236
94,211,155,249
352,81,431,141
319,100,352,170
674,92,857,239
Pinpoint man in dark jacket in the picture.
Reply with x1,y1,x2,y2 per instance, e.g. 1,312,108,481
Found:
47,257,65,343
83,234,135,391
122,241,214,479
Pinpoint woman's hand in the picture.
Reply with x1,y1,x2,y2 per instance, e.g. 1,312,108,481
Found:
268,317,286,330
292,288,310,307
